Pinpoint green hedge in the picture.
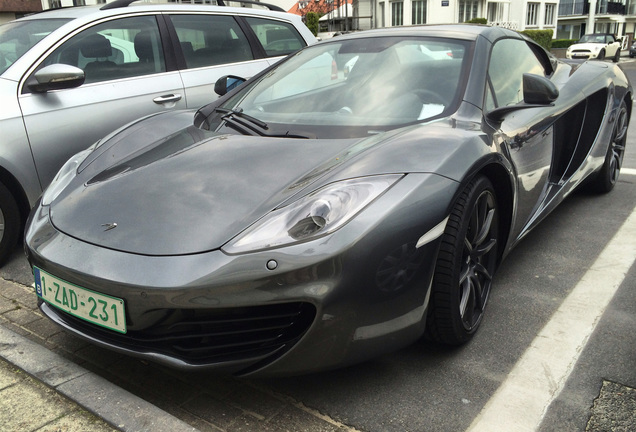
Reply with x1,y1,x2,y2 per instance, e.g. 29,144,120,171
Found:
521,29,554,50
305,12,320,36
466,17,487,24
551,39,578,48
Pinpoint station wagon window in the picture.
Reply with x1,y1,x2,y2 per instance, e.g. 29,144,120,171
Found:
39,16,165,84
487,38,545,108
244,17,305,57
0,19,70,75
169,15,253,69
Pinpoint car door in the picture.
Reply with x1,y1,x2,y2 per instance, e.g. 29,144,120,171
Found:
19,15,186,190
167,13,272,109
169,14,310,108
486,38,558,242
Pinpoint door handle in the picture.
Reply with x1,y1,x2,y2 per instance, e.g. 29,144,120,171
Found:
153,94,182,104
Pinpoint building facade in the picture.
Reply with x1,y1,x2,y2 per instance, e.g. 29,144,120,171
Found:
557,0,635,44
362,0,559,33
0,0,42,24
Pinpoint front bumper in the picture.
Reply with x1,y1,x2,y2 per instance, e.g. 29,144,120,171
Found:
25,173,458,376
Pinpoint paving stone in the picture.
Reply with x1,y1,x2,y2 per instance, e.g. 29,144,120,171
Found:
3,307,41,326
23,316,61,340
0,296,17,314
183,392,244,429
1,282,36,306
224,383,286,421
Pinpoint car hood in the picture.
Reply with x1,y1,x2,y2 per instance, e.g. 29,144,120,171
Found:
48,111,394,255
569,43,606,50
49,110,471,256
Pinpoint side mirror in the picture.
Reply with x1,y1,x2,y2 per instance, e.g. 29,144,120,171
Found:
487,73,558,121
522,73,559,104
214,75,246,96
26,64,85,93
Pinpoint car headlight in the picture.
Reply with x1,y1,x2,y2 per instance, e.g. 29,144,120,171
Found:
41,146,94,206
223,174,403,254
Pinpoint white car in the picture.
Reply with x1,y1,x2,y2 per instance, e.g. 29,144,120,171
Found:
0,0,316,265
566,33,622,62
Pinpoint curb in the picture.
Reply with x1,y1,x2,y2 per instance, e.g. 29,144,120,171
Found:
0,325,197,432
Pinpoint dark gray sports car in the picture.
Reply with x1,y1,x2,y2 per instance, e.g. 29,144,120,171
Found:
25,25,631,376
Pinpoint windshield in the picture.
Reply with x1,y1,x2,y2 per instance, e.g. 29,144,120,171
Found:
578,34,610,44
207,36,471,139
0,19,70,75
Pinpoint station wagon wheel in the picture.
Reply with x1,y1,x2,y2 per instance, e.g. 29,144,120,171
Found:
589,100,628,193
0,182,20,267
426,175,499,345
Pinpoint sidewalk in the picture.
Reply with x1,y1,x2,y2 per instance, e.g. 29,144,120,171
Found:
0,356,115,432
0,324,197,432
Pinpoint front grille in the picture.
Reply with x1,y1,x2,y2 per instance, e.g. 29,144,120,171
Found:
48,302,316,366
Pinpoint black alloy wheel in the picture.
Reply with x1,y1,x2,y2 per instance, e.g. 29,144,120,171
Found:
589,100,628,193
426,175,499,345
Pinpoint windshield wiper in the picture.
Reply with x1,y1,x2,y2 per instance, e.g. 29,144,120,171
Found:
215,107,313,139
215,107,268,135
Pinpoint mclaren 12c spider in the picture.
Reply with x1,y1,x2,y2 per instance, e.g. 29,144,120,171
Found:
25,25,631,376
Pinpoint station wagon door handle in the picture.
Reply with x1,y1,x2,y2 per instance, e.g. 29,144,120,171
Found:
153,94,182,104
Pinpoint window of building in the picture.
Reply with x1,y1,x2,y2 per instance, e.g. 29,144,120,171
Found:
458,0,479,22
487,2,504,22
526,2,540,26
392,1,404,26
412,1,426,25
544,3,556,26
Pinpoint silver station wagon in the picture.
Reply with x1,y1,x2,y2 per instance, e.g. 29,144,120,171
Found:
0,0,315,265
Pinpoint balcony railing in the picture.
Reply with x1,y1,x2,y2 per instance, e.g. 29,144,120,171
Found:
558,1,588,16
598,1,626,14
559,1,627,16
487,21,519,30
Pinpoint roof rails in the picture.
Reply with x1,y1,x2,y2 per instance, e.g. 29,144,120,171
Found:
101,0,284,12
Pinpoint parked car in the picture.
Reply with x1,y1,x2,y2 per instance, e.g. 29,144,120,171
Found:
0,0,315,265
630,41,636,58
26,25,631,376
566,33,622,62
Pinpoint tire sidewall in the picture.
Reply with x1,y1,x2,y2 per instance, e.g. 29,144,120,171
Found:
0,183,20,266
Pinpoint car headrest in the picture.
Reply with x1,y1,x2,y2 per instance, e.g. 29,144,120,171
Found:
80,34,113,59
134,31,153,62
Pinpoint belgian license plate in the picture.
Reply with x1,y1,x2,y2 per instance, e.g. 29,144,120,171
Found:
34,267,126,334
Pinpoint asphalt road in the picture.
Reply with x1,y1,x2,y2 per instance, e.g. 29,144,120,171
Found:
1,60,635,432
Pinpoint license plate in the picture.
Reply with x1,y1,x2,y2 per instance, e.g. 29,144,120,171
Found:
34,267,126,334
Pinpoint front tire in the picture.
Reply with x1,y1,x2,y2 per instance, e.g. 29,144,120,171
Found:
588,100,628,193
598,49,606,60
426,176,499,345
0,183,20,267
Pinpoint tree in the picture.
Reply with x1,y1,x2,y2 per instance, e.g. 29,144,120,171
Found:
305,12,320,36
